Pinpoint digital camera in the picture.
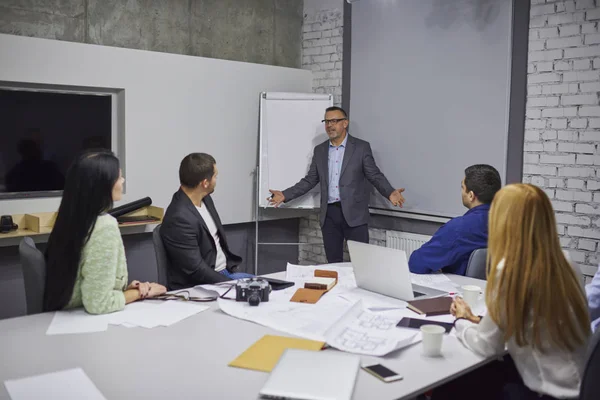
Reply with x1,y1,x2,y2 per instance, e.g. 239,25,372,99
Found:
235,278,271,306
0,216,18,234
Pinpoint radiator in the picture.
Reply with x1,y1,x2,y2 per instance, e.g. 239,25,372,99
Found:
385,231,432,259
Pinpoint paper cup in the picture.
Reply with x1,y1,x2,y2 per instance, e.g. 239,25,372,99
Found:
461,285,481,307
421,324,445,357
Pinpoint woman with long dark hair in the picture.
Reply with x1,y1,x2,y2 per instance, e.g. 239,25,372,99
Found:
44,150,166,314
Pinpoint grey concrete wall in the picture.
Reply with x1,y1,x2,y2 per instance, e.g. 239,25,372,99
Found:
0,0,303,68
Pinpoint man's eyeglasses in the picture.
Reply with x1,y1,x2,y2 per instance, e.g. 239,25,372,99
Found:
321,118,347,125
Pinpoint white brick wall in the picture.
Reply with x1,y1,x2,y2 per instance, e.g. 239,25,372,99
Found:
525,0,600,274
298,3,344,264
302,8,343,106
298,0,600,275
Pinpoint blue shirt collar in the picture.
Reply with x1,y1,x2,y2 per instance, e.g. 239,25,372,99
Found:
329,133,348,148
465,203,490,215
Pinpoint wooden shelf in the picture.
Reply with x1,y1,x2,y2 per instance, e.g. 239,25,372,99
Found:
0,213,53,239
116,206,164,227
0,206,163,240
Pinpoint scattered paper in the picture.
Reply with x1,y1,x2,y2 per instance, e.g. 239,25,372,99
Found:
108,301,209,328
196,283,237,299
108,301,164,328
218,296,418,357
337,287,407,311
411,273,459,293
411,273,452,287
4,368,106,400
46,300,210,335
155,302,210,326
218,294,355,342
325,301,419,356
46,309,109,335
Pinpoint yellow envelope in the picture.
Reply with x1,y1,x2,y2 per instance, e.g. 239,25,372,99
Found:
228,334,325,372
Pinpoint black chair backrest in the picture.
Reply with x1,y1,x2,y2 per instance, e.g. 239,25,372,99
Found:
18,237,46,315
465,248,487,280
152,225,169,287
580,327,600,399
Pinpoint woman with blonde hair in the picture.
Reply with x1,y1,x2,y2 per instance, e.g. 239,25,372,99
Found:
448,184,590,399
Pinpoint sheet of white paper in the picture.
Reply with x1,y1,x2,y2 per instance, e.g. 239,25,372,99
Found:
4,368,106,400
46,309,108,335
155,302,210,326
108,300,209,329
195,283,237,299
218,294,355,342
337,287,407,310
411,273,460,294
108,301,164,326
411,273,455,287
324,301,419,357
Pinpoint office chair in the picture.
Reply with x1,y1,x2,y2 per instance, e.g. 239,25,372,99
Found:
465,248,487,281
19,237,46,315
580,327,600,399
152,225,170,287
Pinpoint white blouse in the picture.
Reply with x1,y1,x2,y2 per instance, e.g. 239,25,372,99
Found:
455,258,587,399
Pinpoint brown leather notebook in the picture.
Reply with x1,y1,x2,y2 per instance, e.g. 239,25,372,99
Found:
407,296,453,317
290,270,338,304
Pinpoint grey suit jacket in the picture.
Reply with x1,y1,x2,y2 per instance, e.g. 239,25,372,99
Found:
282,134,395,227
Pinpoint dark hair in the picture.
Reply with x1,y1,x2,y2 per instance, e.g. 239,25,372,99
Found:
43,150,120,311
325,106,348,118
464,164,502,204
179,153,216,188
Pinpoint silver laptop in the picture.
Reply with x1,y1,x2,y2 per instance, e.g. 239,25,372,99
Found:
347,240,448,301
259,349,359,400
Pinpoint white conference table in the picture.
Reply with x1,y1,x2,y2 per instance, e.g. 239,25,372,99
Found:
0,271,492,400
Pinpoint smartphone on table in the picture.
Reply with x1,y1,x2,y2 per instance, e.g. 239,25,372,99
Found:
396,317,453,333
362,364,403,383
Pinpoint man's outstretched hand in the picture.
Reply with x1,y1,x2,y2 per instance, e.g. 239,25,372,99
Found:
389,188,406,207
267,190,285,207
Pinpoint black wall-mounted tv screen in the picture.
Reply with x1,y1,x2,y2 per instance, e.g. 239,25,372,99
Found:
0,88,112,199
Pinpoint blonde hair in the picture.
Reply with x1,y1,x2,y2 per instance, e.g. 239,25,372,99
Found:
485,183,590,352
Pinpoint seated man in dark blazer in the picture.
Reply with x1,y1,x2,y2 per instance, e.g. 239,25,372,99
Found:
160,153,253,290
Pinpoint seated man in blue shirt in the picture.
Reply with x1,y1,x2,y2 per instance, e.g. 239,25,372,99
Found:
409,164,501,275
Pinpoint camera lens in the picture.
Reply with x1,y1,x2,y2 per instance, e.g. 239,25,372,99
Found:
248,292,261,306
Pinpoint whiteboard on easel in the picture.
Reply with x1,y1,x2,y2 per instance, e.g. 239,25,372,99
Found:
258,92,333,209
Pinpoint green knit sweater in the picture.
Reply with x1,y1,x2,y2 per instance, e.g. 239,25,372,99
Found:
65,214,128,314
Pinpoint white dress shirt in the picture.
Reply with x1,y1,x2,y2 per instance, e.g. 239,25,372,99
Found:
327,133,347,203
455,258,587,399
196,203,227,272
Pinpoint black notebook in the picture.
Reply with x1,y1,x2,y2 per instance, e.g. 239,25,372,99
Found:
261,277,295,291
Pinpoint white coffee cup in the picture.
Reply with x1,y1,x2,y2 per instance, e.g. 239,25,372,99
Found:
461,285,481,307
420,324,445,357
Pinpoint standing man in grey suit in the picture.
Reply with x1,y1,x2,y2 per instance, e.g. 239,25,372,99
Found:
268,106,405,263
